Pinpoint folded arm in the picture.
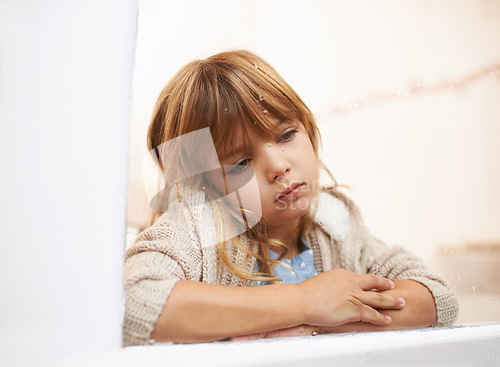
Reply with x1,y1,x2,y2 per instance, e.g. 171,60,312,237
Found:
230,279,432,340
127,262,403,344
365,238,458,327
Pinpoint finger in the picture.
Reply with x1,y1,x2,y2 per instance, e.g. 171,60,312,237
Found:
357,291,406,310
358,274,395,291
341,297,391,326
357,303,392,326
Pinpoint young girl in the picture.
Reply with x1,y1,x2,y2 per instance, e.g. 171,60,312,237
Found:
123,50,458,346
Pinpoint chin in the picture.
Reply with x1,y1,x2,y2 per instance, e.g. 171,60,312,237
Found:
272,204,311,223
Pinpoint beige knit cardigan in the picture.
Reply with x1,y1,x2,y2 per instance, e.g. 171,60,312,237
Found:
123,187,458,346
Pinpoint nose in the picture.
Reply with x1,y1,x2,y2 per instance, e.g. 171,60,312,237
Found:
263,144,290,183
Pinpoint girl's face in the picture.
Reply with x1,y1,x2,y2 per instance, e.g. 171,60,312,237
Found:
207,119,320,230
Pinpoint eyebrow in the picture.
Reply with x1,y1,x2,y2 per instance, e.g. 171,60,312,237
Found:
219,119,290,162
219,147,243,162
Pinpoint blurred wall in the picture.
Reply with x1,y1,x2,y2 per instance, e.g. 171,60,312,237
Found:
0,1,137,366
128,0,500,265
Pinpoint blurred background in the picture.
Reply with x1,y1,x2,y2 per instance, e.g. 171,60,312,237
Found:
127,0,500,325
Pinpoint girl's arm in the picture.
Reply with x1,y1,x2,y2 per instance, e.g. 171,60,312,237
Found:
230,279,434,341
150,280,304,343
149,269,404,343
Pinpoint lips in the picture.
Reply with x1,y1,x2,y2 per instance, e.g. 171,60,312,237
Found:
276,182,305,202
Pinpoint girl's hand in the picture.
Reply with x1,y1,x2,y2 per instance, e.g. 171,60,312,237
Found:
295,269,405,328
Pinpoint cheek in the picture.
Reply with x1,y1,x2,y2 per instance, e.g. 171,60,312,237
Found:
204,169,226,196
236,176,262,206
305,140,320,174
296,139,319,177
231,174,263,225
309,157,320,181
203,167,264,226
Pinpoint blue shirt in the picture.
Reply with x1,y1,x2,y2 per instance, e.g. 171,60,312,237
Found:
251,238,318,286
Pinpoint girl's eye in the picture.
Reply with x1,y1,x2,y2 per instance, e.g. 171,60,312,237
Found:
278,129,298,143
227,159,251,175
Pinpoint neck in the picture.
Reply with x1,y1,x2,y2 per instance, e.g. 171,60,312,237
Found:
265,219,302,259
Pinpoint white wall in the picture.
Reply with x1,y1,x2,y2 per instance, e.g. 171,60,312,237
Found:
0,1,137,367
128,0,500,266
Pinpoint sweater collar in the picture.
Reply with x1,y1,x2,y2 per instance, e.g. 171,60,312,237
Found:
313,191,349,242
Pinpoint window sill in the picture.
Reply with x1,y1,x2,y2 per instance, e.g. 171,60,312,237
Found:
59,324,500,367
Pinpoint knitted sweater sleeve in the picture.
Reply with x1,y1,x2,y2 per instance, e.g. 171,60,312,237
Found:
364,234,458,327
122,210,203,347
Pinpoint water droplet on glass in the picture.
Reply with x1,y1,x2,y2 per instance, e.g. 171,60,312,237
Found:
263,110,268,114
471,286,476,292
259,94,264,101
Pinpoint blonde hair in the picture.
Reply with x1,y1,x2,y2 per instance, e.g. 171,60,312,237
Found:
147,50,336,284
